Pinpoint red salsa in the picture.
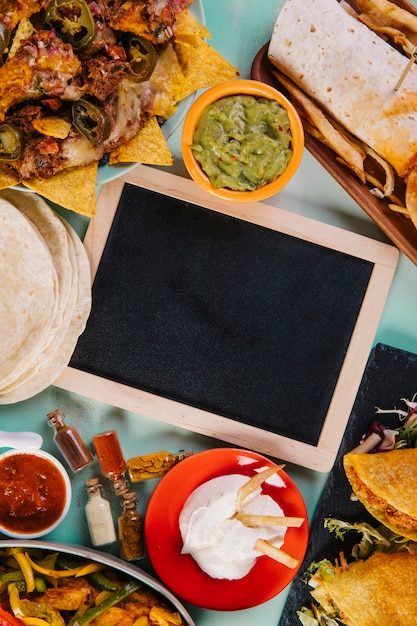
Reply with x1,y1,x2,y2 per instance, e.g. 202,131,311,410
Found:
0,452,67,534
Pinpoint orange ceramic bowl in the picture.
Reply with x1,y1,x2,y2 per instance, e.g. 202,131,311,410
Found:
182,79,304,202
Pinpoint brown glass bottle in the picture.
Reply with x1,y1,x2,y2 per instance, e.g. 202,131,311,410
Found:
118,491,144,561
47,409,94,473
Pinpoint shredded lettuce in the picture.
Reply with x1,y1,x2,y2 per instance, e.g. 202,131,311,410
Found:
323,518,390,559
301,558,335,585
323,517,417,559
297,606,344,625
297,607,320,625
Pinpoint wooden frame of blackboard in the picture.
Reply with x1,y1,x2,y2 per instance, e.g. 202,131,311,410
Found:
55,166,399,472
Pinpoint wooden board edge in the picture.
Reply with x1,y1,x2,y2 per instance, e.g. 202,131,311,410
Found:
54,366,336,472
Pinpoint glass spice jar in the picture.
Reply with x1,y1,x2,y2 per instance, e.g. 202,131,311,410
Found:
85,477,117,547
128,449,193,482
118,491,144,561
92,430,128,495
47,408,94,473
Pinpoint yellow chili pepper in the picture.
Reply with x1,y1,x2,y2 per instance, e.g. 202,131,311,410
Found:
24,553,89,579
74,563,104,577
94,590,112,605
8,582,24,617
132,617,149,626
22,618,51,626
7,550,35,593
148,607,183,625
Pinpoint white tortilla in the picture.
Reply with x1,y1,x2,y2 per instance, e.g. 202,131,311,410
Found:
0,190,73,390
0,189,91,403
0,199,56,385
268,0,417,177
0,212,91,404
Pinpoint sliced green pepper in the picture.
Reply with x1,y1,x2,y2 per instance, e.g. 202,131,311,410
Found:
71,580,141,626
0,572,46,593
67,603,91,626
0,22,10,55
0,123,24,161
72,99,111,144
19,599,64,626
45,0,95,50
124,34,157,82
87,571,119,592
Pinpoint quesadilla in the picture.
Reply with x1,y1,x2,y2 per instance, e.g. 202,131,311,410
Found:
307,551,417,626
343,448,417,541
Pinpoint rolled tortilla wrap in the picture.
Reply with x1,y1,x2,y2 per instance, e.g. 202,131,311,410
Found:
268,0,417,177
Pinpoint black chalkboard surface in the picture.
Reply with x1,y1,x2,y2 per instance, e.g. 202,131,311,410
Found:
57,166,399,471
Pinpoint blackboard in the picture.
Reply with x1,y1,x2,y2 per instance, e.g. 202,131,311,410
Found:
56,166,399,471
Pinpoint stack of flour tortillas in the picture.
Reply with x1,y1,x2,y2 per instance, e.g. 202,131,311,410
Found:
0,190,91,404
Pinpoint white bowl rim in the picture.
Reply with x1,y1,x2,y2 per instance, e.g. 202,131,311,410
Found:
0,449,72,539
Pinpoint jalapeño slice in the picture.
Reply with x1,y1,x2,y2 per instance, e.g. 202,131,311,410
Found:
72,99,111,144
0,22,10,55
0,123,24,161
45,0,96,50
124,34,157,82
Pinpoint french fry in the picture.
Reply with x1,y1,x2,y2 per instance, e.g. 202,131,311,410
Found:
235,513,304,528
254,538,300,569
405,165,417,229
389,202,410,216
236,465,284,511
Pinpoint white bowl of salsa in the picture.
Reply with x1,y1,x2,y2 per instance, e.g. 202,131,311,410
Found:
0,449,72,539
182,79,304,202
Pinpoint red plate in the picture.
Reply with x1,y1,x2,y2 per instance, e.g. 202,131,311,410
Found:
145,448,309,611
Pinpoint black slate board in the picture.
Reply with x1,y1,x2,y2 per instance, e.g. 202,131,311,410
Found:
70,182,372,448
279,342,417,625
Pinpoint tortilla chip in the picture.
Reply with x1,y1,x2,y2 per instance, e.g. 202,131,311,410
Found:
8,17,36,58
109,116,173,167
175,8,212,40
174,36,239,98
22,162,98,217
32,116,72,139
0,163,21,189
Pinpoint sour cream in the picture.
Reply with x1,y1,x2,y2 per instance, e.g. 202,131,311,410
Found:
179,473,287,580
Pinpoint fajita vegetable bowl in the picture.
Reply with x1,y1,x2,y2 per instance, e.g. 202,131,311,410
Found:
0,540,195,626
181,79,304,202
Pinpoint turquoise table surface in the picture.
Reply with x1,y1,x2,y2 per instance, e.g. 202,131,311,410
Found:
2,2,417,625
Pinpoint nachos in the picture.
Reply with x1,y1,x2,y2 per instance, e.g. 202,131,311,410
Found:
0,0,239,215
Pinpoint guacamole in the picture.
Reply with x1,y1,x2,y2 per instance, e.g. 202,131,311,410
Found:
191,95,293,191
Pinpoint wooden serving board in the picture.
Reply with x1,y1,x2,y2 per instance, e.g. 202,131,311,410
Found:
251,0,417,266
55,166,398,472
